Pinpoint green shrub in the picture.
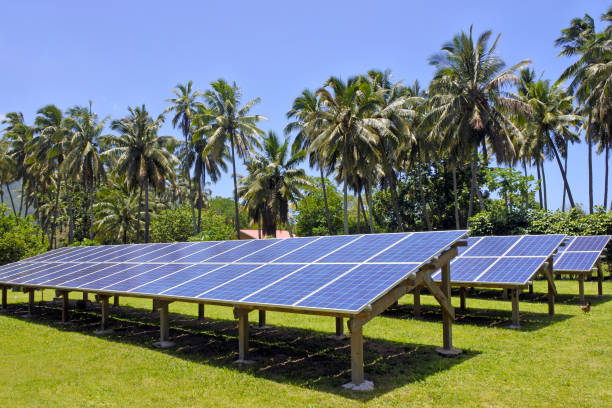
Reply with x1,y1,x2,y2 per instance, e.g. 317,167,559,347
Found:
68,238,101,247
0,205,48,265
190,210,236,241
150,206,193,243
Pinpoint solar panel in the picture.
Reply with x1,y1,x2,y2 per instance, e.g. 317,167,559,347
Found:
553,235,611,272
433,234,566,285
0,230,467,314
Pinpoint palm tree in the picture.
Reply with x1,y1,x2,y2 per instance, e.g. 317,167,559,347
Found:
2,112,34,217
518,74,581,209
239,131,310,237
426,27,531,221
203,79,266,239
63,103,108,240
105,105,178,243
94,177,141,244
165,81,203,232
556,10,611,213
0,139,17,215
32,105,72,247
310,76,385,234
286,89,334,235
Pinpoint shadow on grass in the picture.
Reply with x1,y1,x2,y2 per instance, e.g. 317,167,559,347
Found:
442,287,612,307
0,300,478,400
383,301,573,332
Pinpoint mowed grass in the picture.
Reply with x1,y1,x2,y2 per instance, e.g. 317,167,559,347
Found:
1,275,611,407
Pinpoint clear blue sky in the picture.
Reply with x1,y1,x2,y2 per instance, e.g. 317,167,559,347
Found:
1,0,609,210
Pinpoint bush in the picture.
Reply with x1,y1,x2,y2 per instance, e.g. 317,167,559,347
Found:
68,238,101,247
150,206,194,243
0,205,48,265
295,179,344,236
190,209,236,241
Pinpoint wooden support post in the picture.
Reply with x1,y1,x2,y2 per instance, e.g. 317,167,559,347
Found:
154,300,175,348
94,295,113,335
1,286,7,310
61,291,69,323
335,317,344,336
578,274,585,304
198,304,205,321
413,287,421,318
502,288,509,300
28,289,35,316
113,295,119,307
235,308,253,363
436,263,460,356
596,261,603,297
529,284,534,295
82,292,88,302
258,310,266,328
510,288,520,329
459,287,467,311
341,318,372,390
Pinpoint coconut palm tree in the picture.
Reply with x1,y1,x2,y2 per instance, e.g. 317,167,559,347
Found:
286,89,335,235
203,79,266,239
0,139,17,215
2,112,34,217
105,105,178,243
426,27,531,220
94,177,141,244
239,131,310,237
165,80,203,232
62,103,108,240
310,76,386,234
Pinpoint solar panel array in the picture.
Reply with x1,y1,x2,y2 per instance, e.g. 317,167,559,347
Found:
0,230,467,314
553,235,611,272
431,235,566,285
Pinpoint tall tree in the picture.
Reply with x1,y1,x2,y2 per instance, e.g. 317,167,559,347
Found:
426,27,530,222
203,79,266,239
105,105,178,242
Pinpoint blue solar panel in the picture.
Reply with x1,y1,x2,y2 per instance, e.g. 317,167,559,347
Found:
554,251,601,271
205,239,281,262
43,263,119,286
566,235,611,252
0,231,468,313
458,237,481,255
19,246,74,262
273,235,359,263
463,236,519,256
296,263,420,311
369,230,466,263
238,237,318,262
243,264,353,306
432,257,497,282
161,264,256,298
476,257,546,284
317,234,407,263
202,264,306,301
102,264,191,292
506,235,566,256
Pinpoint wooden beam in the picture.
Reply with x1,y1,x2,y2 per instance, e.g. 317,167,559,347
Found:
578,274,585,304
422,274,454,320
413,287,421,318
154,300,174,348
440,263,455,352
1,286,6,310
198,304,205,321
348,318,365,386
335,317,344,336
509,288,520,329
61,291,69,323
258,310,266,328
82,292,88,302
448,282,529,289
113,295,119,307
540,257,558,296
28,289,35,316
235,308,252,363
94,295,113,335
596,260,603,297
459,287,467,311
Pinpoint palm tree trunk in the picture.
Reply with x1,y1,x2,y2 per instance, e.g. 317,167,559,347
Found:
549,133,576,208
356,191,361,234
319,165,332,235
522,160,529,208
67,182,74,244
562,145,568,212
604,144,609,209
452,168,460,229
536,160,543,208
89,186,94,240
386,166,404,232
417,161,432,231
197,169,203,233
541,161,548,211
364,179,375,233
136,187,143,242
5,183,17,216
359,192,368,234
230,132,242,240
50,184,61,250
342,141,349,235
144,178,150,243
258,213,261,239
18,178,24,217
473,149,485,211
588,128,593,214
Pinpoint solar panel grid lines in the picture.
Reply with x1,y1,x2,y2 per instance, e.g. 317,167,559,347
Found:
290,233,416,307
102,263,197,292
566,235,611,252
461,236,518,257
553,235,611,272
53,262,143,287
146,241,223,263
125,242,199,263
79,263,169,291
17,246,73,263
194,233,368,299
471,235,526,282
0,262,65,282
475,256,547,284
204,238,283,263
38,263,120,287
14,262,96,285
41,246,103,263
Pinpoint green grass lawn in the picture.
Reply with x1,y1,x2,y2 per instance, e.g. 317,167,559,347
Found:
1,276,611,407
